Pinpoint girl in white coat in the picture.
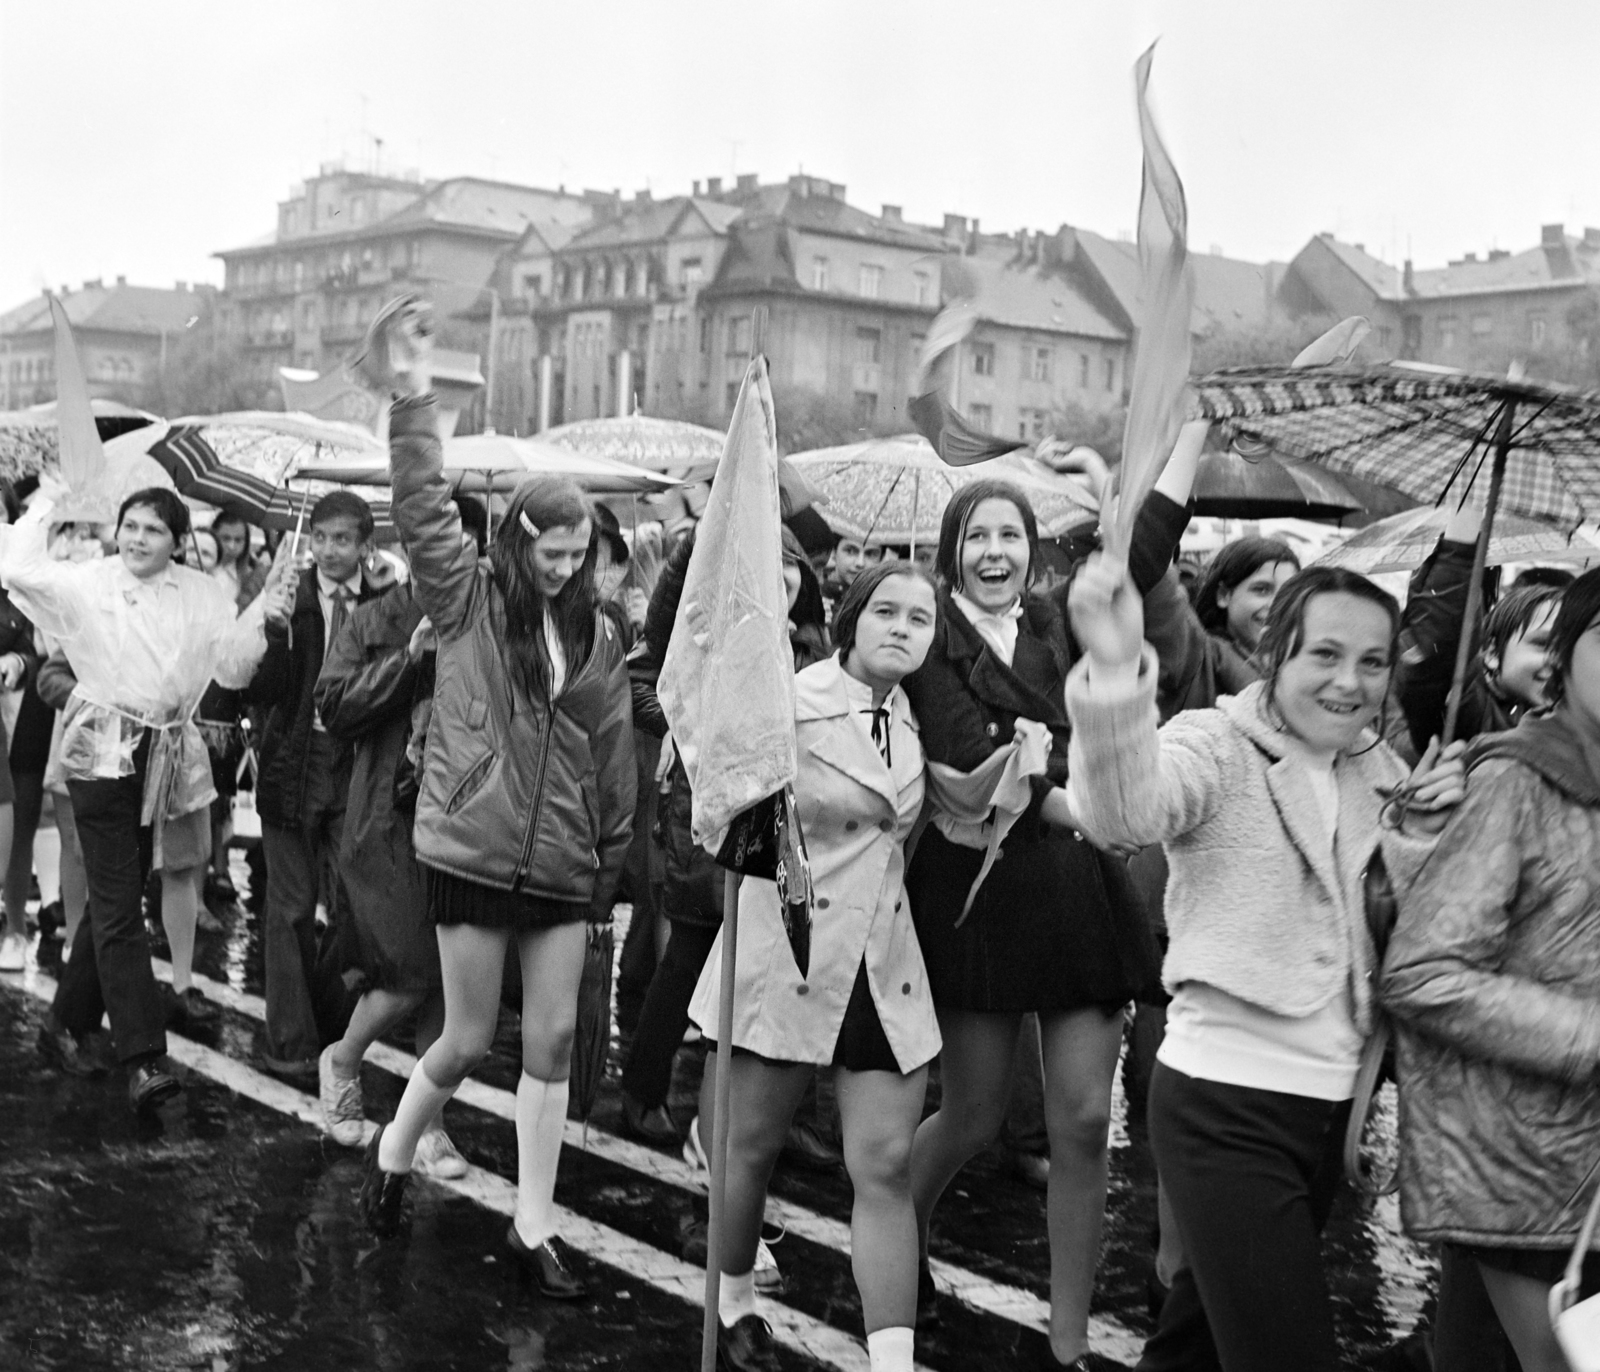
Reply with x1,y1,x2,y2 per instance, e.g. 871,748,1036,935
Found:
689,562,940,1372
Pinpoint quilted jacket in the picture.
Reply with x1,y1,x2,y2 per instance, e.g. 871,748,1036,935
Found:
1382,710,1600,1248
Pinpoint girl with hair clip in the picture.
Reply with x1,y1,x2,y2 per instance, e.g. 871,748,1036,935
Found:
688,559,941,1372
357,302,636,1302
1382,567,1600,1372
900,462,1193,1371
1064,556,1467,1372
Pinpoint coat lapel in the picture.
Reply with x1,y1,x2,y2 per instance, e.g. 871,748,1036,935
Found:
799,659,898,812
944,595,1063,727
1263,755,1342,911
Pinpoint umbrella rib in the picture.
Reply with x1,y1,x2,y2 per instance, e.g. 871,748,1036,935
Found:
864,465,909,543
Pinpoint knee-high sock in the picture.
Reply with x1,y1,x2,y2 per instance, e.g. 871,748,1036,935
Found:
379,1062,457,1173
512,1073,569,1250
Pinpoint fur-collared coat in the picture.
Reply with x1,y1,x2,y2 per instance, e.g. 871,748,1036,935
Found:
1064,652,1430,1035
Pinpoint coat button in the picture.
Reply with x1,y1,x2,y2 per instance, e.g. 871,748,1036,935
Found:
816,897,830,910
797,984,810,996
985,721,1000,738
845,820,858,831
901,982,911,995
894,900,903,912
878,819,893,833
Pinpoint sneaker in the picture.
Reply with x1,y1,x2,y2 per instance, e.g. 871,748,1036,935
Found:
319,1045,366,1147
414,1126,468,1179
0,931,25,972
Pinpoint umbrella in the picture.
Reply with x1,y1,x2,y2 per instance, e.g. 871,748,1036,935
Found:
1316,504,1600,576
0,400,164,482
789,434,1098,547
567,919,614,1130
26,397,161,442
299,431,676,495
543,414,725,480
1193,448,1386,521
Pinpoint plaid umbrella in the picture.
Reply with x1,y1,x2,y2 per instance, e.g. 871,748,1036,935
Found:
1190,364,1600,527
789,434,1097,545
1316,505,1600,576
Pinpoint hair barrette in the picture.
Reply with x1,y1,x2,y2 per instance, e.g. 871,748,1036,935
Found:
519,511,542,539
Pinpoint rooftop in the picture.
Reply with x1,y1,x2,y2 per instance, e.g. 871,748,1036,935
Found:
1309,226,1600,301
953,251,1126,341
1069,227,1285,334
0,281,206,339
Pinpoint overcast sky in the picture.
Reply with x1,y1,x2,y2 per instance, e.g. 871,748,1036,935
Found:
2,0,1597,311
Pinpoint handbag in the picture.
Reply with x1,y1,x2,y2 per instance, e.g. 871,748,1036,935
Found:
1552,1164,1600,1370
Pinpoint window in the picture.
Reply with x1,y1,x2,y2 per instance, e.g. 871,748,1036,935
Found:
858,264,883,299
854,391,878,425
1439,315,1458,350
1530,313,1548,347
855,327,881,366
1472,314,1492,338
1103,358,1116,392
1402,315,1421,356
700,315,711,354
1079,353,1090,387
524,273,543,297
300,300,316,328
972,342,995,376
727,381,742,410
812,257,830,291
679,257,704,289
1030,347,1051,382
913,271,931,306
969,403,993,429
1018,408,1046,440
727,315,751,355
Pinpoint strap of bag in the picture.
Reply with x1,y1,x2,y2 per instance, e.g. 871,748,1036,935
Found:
1344,1019,1397,1197
1553,1162,1600,1318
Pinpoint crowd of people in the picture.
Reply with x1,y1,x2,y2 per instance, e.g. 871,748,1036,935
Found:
2,297,1598,1372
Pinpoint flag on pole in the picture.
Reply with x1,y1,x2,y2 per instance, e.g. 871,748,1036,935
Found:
1103,43,1194,562
658,355,797,852
48,296,113,523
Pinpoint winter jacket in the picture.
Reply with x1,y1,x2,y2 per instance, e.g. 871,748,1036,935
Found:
389,395,636,913
1139,569,1260,719
247,566,383,828
690,655,940,1070
1381,711,1600,1249
1397,536,1512,750
1065,656,1432,1035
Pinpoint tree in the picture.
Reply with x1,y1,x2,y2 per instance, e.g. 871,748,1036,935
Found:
144,302,279,417
1047,399,1127,465
1190,313,1341,374
770,383,900,455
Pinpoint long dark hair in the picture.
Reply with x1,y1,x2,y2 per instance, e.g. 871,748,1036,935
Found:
934,480,1041,596
490,477,598,701
1195,537,1301,637
1256,566,1401,739
1546,567,1600,707
211,507,254,575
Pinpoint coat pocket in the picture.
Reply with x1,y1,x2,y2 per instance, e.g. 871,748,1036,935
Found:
444,752,496,815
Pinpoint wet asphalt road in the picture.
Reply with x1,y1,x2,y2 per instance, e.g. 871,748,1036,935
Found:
0,859,1439,1371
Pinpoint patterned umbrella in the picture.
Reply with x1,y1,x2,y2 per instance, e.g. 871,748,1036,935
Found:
788,434,1097,544
1190,364,1600,527
543,414,724,479
1316,505,1600,576
0,400,163,482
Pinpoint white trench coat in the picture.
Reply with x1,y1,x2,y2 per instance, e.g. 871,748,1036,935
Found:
689,655,941,1072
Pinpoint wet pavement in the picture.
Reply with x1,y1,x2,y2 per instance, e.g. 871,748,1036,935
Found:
0,857,1439,1371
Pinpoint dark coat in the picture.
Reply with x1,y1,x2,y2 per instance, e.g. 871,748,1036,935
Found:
314,582,438,992
247,566,383,828
389,395,635,911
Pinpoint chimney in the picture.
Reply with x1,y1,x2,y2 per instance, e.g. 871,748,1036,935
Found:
942,213,967,241
635,189,652,204
707,176,722,196
116,274,127,286
828,181,846,201
1584,227,1600,250
1403,259,1415,294
1353,243,1364,253
174,280,187,291
736,173,758,192
1542,223,1565,248
692,180,702,196
967,217,981,252
83,278,101,291
881,204,902,223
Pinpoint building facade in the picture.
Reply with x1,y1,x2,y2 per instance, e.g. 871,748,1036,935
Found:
0,279,210,410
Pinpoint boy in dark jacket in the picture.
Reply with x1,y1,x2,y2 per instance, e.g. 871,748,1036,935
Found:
248,491,384,1077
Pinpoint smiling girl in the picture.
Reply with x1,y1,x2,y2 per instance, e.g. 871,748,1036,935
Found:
1064,558,1466,1372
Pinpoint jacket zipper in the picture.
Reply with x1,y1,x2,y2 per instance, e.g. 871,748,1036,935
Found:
514,708,555,892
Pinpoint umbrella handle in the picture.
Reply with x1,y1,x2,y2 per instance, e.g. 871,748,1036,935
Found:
700,869,742,1372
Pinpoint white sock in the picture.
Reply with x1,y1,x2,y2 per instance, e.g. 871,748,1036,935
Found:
717,1268,756,1328
379,1063,456,1173
35,828,62,906
512,1073,569,1249
867,1327,914,1372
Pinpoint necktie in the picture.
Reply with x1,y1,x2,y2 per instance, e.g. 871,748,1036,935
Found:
864,706,891,768
326,587,353,659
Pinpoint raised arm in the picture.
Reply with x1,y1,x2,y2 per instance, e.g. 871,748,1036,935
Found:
1397,504,1484,750
388,396,482,639
0,498,89,643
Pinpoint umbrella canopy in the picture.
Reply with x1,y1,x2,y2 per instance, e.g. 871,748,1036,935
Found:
1190,364,1600,527
1315,505,1600,576
0,400,164,480
788,434,1098,544
299,431,675,495
25,397,161,443
1193,449,1384,521
543,414,725,480
567,920,614,1125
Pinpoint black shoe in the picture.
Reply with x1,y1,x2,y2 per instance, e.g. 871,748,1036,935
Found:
359,1125,409,1237
37,1021,108,1078
779,1120,841,1173
620,1091,680,1146
204,872,238,906
128,1059,182,1112
505,1227,587,1300
717,1314,781,1372
36,900,62,942
163,983,221,1033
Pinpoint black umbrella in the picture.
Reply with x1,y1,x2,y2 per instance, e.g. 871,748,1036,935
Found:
567,919,614,1130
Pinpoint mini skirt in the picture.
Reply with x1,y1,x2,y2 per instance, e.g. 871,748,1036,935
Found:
425,864,589,932
711,961,904,1076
